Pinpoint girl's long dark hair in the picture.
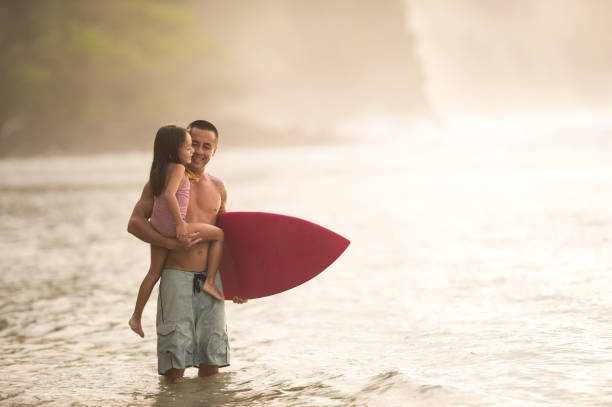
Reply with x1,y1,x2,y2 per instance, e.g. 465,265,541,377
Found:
149,125,188,196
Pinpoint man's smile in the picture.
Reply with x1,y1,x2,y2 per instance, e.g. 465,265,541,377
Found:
192,154,205,164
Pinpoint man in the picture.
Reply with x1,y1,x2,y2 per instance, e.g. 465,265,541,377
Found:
127,120,246,379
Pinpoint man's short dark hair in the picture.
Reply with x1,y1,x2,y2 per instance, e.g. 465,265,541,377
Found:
188,120,219,141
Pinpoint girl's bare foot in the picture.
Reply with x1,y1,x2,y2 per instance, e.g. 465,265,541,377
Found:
129,315,145,338
202,280,224,301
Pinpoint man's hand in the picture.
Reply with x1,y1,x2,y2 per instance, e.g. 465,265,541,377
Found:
232,297,248,304
167,233,202,250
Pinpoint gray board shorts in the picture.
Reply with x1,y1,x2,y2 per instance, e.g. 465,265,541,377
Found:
156,268,229,375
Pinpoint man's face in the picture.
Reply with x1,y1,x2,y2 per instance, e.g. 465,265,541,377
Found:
189,128,217,172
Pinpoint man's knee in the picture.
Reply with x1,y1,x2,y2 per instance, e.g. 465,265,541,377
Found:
198,364,219,377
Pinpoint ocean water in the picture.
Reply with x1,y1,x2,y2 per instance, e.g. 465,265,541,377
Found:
0,141,611,406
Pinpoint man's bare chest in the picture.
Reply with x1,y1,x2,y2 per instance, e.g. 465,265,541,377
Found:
186,181,221,222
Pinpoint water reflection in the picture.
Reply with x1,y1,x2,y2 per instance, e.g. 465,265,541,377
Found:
152,373,237,407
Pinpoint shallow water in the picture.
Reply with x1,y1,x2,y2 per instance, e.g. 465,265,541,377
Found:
1,141,611,406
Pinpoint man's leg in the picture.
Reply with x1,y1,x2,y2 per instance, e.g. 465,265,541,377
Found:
194,272,230,372
156,269,196,377
198,364,219,377
165,368,185,379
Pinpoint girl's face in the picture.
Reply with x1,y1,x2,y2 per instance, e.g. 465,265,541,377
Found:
178,133,193,165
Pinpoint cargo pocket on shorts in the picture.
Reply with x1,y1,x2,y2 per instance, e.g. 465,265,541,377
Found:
157,323,181,374
158,322,177,337
205,331,229,366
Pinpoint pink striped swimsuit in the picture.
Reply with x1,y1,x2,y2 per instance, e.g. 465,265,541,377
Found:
150,178,190,237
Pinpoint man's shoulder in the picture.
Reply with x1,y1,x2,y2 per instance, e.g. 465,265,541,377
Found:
208,174,226,190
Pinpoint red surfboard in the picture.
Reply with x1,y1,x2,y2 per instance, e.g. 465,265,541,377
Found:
217,212,350,300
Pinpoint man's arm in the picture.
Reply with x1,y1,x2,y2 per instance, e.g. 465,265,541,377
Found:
127,181,187,249
212,176,228,213
211,175,245,303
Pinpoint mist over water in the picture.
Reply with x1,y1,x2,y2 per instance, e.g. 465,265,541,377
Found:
3,1,612,153
209,0,612,149
406,0,612,139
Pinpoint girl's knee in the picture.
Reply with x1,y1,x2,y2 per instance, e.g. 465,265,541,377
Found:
196,224,224,242
208,225,223,241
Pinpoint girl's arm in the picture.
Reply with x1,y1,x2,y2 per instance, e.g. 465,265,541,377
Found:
163,163,188,240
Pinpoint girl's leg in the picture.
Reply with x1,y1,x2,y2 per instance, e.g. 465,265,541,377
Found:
203,239,224,300
129,245,168,337
186,223,225,300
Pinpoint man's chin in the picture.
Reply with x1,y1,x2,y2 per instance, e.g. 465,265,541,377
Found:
187,163,204,173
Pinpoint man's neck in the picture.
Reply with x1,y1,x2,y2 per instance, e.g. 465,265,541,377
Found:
187,166,206,182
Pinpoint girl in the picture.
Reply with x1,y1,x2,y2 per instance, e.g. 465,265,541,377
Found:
129,125,224,338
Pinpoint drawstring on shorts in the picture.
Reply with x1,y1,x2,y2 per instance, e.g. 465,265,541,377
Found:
193,271,207,295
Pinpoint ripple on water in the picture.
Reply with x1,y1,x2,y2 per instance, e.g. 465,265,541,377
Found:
346,370,473,407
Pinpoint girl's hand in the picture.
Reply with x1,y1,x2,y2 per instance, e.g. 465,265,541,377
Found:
166,233,202,250
176,222,188,243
